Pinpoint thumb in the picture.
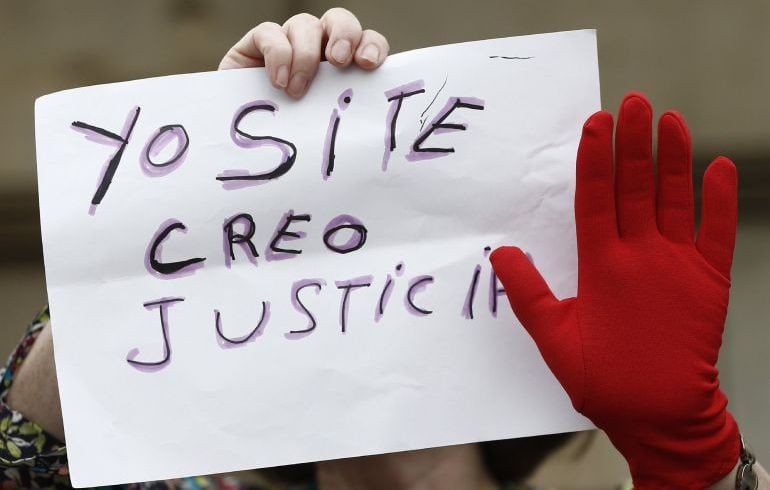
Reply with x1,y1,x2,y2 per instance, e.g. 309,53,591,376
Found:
490,246,583,408
490,246,573,335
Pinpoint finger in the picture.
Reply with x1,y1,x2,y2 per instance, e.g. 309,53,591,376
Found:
283,13,323,98
320,7,363,67
489,247,573,337
490,247,582,405
656,111,695,243
354,29,389,70
219,23,292,89
696,157,738,278
575,111,618,254
615,92,656,238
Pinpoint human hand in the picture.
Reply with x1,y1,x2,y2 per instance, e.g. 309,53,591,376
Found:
218,7,389,98
491,93,741,489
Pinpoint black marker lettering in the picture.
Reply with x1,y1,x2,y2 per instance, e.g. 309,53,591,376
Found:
336,276,373,333
381,81,425,170
215,301,270,345
72,106,141,212
146,219,206,277
483,245,506,316
218,101,297,186
126,297,184,371
323,214,367,254
376,275,394,322
142,124,189,174
289,279,325,335
376,262,405,322
223,213,259,267
407,97,485,161
489,270,506,316
269,211,311,255
406,275,434,316
322,89,353,180
462,265,482,319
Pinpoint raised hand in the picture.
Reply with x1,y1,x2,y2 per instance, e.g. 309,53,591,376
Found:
491,93,741,490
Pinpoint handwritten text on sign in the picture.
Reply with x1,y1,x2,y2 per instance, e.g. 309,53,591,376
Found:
36,31,599,487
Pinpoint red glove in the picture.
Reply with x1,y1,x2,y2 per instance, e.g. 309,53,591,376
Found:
491,93,740,489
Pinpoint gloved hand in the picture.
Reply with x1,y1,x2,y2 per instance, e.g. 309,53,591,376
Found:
491,93,741,490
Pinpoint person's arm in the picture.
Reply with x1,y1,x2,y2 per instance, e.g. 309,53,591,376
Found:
0,308,67,488
6,322,65,440
491,93,768,489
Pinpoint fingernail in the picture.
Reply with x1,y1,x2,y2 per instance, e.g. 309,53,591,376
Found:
360,44,380,64
276,65,289,88
287,73,308,97
331,39,352,64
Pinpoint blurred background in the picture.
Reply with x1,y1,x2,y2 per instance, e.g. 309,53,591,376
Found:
0,1,768,488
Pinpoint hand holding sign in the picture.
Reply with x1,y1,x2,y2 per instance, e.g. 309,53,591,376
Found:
219,8,389,97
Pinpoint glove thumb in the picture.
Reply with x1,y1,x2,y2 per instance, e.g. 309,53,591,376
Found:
490,246,583,408
490,246,572,335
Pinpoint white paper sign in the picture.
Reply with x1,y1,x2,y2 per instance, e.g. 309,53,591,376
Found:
36,30,600,487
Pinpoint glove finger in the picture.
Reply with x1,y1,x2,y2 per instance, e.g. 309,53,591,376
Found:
696,157,738,279
490,246,583,408
490,246,571,337
615,93,656,238
576,110,618,254
656,111,695,243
